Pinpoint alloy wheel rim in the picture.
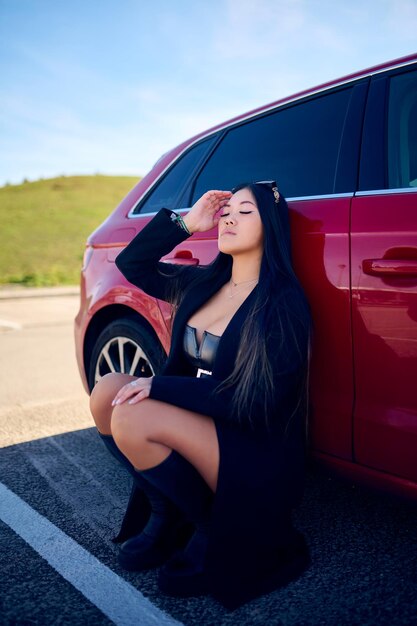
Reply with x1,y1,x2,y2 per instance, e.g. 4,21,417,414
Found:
94,336,154,384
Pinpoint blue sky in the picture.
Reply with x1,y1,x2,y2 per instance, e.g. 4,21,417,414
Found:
1,0,416,186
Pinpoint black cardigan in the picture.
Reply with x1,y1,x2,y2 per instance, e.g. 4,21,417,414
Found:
115,208,310,609
116,208,307,433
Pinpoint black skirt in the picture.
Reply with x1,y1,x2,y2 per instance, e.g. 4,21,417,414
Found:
206,414,309,609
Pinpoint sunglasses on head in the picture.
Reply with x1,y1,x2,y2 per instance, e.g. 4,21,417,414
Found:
254,180,280,204
231,180,280,204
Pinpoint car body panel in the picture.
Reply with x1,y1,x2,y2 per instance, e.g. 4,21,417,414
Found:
75,52,417,500
351,191,417,482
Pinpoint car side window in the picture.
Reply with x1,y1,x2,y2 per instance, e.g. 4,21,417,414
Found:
134,136,216,214
387,69,417,189
191,87,354,202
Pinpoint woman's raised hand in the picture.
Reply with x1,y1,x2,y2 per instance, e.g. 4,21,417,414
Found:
183,190,232,234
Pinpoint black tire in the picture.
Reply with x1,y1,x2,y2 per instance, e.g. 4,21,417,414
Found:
88,318,166,391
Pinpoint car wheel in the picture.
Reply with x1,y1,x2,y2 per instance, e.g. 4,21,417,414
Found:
88,318,165,391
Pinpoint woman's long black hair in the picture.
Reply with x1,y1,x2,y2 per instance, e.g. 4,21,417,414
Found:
167,182,312,432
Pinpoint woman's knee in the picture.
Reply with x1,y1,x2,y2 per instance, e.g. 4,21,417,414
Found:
111,401,149,456
89,372,135,432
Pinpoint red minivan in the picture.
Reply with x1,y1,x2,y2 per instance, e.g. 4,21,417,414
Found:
75,53,417,500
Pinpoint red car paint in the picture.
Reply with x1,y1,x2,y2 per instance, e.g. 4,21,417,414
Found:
75,53,417,500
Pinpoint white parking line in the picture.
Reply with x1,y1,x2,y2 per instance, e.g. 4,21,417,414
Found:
0,482,184,626
0,318,21,331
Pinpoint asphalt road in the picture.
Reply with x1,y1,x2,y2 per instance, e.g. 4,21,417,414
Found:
0,287,91,447
0,288,416,625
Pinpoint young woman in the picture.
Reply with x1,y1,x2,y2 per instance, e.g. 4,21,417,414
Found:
89,181,312,610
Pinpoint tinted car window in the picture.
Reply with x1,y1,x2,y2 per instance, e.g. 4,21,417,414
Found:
135,136,216,214
192,87,353,201
387,69,417,189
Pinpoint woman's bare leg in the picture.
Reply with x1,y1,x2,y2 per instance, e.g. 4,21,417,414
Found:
89,372,220,492
111,398,220,493
89,372,137,434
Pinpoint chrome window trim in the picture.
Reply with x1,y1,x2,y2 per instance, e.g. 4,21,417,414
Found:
128,197,195,218
127,58,417,219
127,194,355,219
127,208,191,219
128,204,144,219
286,193,354,201
355,187,417,197
128,210,158,218
126,188,416,220
131,189,393,217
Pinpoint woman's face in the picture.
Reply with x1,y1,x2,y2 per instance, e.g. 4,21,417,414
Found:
217,188,264,256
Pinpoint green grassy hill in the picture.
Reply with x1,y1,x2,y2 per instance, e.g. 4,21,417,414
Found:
0,175,140,286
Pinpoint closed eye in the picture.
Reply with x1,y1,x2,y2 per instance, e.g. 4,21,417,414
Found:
220,211,253,217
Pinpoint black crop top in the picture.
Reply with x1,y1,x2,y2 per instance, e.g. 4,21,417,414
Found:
183,324,221,372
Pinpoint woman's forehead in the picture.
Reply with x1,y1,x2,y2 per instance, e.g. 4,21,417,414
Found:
230,187,258,206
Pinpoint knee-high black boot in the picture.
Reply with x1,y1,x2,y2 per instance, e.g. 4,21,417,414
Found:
136,449,214,597
98,432,182,570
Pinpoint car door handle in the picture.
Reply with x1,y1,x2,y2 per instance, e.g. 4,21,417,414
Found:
163,250,199,266
363,259,417,277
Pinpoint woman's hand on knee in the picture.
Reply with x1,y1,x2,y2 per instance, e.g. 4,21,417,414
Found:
111,377,153,406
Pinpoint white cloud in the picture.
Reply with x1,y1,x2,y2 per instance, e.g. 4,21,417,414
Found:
1,0,416,187
0,93,85,134
128,86,164,105
11,39,100,87
210,0,352,61
381,0,417,38
0,83,241,185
